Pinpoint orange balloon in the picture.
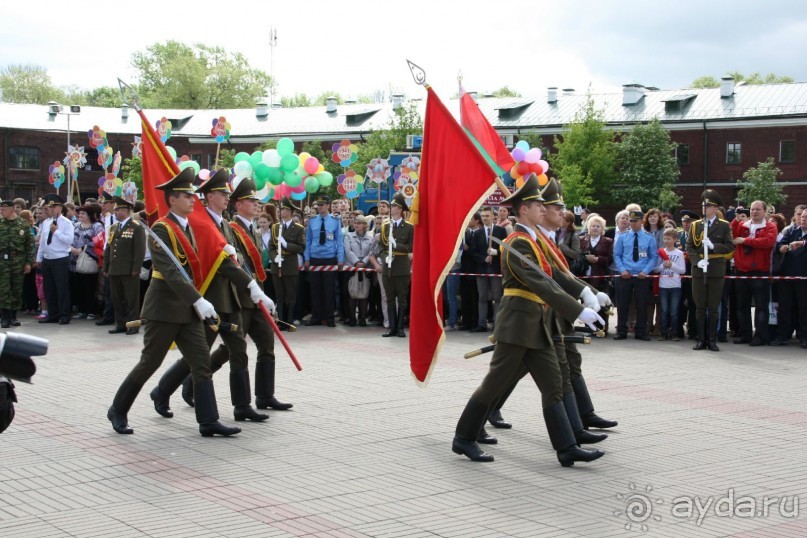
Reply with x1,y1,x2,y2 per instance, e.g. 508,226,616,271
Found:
537,173,548,186
510,165,522,180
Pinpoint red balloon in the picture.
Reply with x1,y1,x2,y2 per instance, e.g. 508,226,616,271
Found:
516,161,530,176
529,162,542,174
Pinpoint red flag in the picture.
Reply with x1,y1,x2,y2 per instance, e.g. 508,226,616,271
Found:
409,87,499,384
459,91,515,175
137,109,228,294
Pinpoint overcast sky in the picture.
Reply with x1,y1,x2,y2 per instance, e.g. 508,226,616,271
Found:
3,0,806,102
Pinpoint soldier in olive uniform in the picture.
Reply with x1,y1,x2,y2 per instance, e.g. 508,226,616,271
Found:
686,189,735,351
376,192,414,337
270,197,306,330
107,168,241,437
452,174,605,467
103,196,146,335
0,200,35,328
150,169,275,423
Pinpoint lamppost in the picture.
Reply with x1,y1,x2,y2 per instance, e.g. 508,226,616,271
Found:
47,102,81,202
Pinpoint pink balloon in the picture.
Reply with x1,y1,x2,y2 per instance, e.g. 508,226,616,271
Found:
511,148,525,162
524,148,542,164
538,160,549,173
198,169,210,181
304,157,320,175
291,182,306,193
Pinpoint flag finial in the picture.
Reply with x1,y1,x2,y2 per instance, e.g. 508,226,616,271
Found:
117,78,141,112
406,60,427,87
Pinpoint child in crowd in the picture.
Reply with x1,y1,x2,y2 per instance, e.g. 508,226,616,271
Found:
654,228,686,341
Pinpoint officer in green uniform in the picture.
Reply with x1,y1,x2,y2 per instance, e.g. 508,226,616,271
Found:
103,196,146,335
686,189,735,351
107,168,241,437
452,174,605,466
150,169,273,423
269,197,306,329
0,200,35,328
376,192,414,337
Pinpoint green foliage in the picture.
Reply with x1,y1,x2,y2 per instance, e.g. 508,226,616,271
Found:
121,156,142,194
131,41,273,109
691,72,794,88
353,102,424,183
549,92,617,206
490,86,521,98
0,64,64,104
280,93,313,108
218,148,236,170
615,119,680,210
737,157,786,207
690,76,720,89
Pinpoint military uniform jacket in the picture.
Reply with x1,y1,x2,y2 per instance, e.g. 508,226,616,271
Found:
141,213,203,324
493,228,584,350
0,216,35,266
376,219,414,277
204,211,252,314
534,231,589,335
231,216,266,311
269,221,306,277
103,218,146,275
686,218,735,278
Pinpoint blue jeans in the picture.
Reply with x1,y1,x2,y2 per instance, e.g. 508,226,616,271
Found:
446,273,460,326
659,287,681,335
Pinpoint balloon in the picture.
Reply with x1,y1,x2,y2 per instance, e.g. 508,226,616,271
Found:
529,162,542,174
267,167,284,185
231,176,245,190
316,164,325,174
262,149,281,167
511,148,525,162
255,185,270,200
198,169,211,181
254,162,270,181
510,164,522,180
538,160,549,173
276,138,294,157
291,190,307,201
280,154,299,173
284,169,302,187
298,152,311,163
516,162,530,176
537,173,549,186
347,190,359,199
254,176,266,190
179,160,200,175
234,152,250,163
316,171,333,187
249,151,263,168
304,157,320,175
515,140,530,151
290,182,306,194
166,146,177,161
524,148,542,164
233,161,253,178
304,176,320,193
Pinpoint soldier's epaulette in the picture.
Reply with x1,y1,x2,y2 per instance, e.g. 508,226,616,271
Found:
293,222,304,230
718,218,730,224
130,219,141,227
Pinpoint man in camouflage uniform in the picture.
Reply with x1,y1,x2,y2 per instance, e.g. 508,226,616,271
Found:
0,200,35,328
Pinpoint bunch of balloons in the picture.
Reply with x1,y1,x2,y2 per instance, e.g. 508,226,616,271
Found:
509,140,549,187
48,161,65,189
210,116,231,143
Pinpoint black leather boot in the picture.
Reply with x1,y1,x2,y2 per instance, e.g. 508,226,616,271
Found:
0,310,9,329
543,400,604,467
452,399,494,462
108,376,143,434
692,317,708,350
708,316,720,352
396,304,407,337
254,360,293,410
563,392,607,444
382,305,396,337
358,300,367,327
230,369,268,422
571,375,618,429
154,359,191,411
10,310,20,327
149,386,174,418
487,408,512,429
194,378,241,437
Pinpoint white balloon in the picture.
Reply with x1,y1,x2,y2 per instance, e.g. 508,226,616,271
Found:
231,176,245,190
262,149,281,168
255,185,270,201
233,161,253,178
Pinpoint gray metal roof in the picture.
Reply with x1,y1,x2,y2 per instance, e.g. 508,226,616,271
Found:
3,82,807,141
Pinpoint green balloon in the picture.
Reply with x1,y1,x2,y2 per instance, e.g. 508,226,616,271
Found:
316,171,333,187
254,162,270,181
277,138,294,157
284,170,302,187
166,146,177,161
249,151,263,168
178,160,193,171
254,176,266,190
280,154,299,173
234,151,250,163
267,167,284,185
304,176,320,193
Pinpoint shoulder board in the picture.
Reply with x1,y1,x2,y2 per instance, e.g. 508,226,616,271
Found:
718,219,730,224
131,220,140,227
294,222,304,229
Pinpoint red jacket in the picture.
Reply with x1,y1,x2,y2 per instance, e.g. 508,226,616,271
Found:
730,218,777,272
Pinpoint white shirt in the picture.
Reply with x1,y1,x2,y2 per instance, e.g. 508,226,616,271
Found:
236,214,253,230
36,215,73,261
170,212,189,230
516,223,538,241
537,224,554,242
206,207,223,227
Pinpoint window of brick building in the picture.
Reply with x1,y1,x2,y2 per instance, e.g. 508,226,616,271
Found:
207,154,217,169
726,143,741,165
9,146,41,170
675,144,690,165
780,140,796,163
191,154,202,165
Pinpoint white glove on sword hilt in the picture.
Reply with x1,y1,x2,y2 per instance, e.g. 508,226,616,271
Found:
278,236,287,249
248,280,276,315
223,244,237,257
389,235,397,249
274,253,283,265
193,297,217,321
596,291,612,308
579,287,600,311
697,259,709,270
576,307,605,331
702,237,714,250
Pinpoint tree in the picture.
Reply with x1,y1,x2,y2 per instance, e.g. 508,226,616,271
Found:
280,93,313,108
0,64,64,104
549,92,617,207
736,157,786,207
121,156,143,194
490,86,521,98
615,119,680,210
131,41,273,109
352,102,423,184
690,72,794,88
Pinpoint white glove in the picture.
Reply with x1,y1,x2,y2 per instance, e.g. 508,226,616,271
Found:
577,307,605,331
248,280,276,314
389,235,397,249
193,297,217,321
596,291,612,308
702,237,714,250
223,244,237,256
278,236,288,249
697,259,709,270
487,248,497,256
274,252,283,264
579,287,599,311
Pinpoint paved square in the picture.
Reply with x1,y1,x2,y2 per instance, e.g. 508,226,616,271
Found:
2,318,806,537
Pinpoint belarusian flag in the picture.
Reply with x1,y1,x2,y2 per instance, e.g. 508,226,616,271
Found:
409,87,501,384
459,89,514,175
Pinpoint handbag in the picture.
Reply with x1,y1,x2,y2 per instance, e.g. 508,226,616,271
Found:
348,271,371,299
569,254,588,277
76,247,99,274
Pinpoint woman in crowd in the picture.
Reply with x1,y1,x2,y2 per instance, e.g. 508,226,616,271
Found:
19,209,39,314
580,214,613,334
496,206,514,235
33,204,49,320
557,210,582,268
643,208,664,335
70,205,104,320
